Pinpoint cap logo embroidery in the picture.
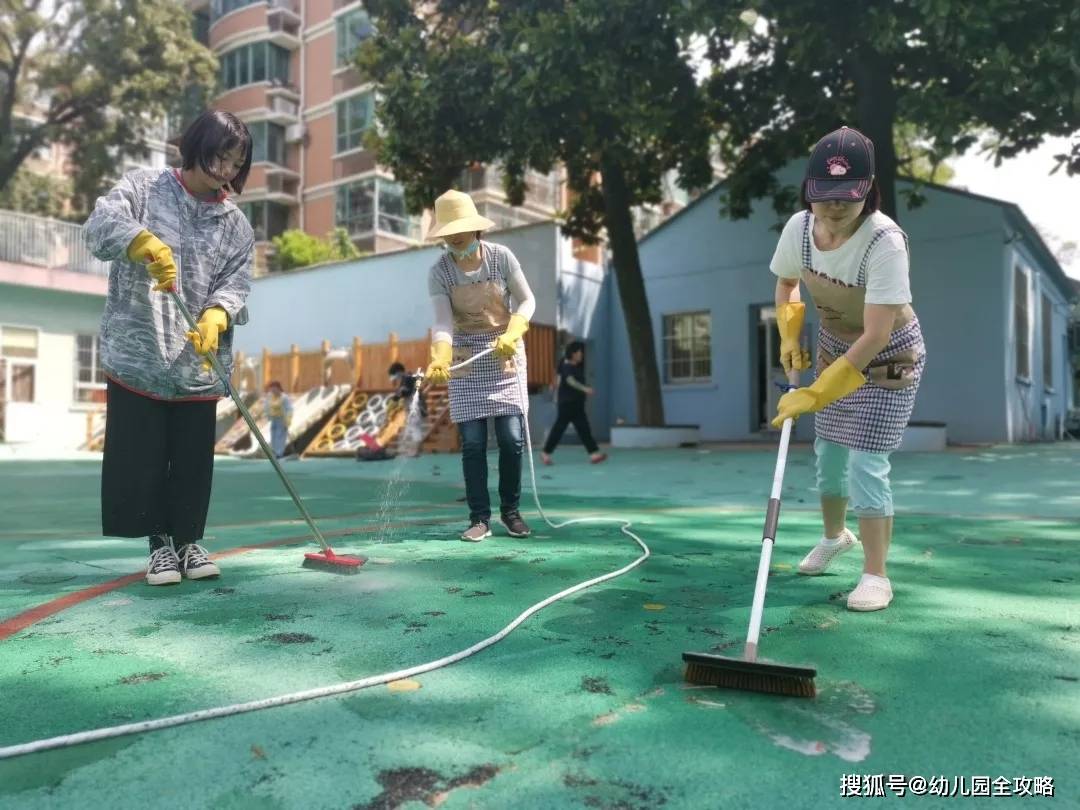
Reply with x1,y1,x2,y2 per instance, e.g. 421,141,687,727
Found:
826,156,851,176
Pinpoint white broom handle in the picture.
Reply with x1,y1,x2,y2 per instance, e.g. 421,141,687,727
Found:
744,368,800,660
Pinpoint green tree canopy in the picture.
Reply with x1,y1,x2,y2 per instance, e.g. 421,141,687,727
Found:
0,166,72,219
705,0,1080,222
0,0,217,214
360,0,720,426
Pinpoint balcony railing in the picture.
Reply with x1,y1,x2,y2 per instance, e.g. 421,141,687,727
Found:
461,164,562,213
340,213,421,242
269,94,299,119
0,209,109,276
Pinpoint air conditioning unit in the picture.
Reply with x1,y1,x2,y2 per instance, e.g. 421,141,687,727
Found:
285,123,306,144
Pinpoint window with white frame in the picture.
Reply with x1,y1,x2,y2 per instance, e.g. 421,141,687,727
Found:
1,326,39,403
376,180,410,235
335,176,415,238
1042,295,1053,389
662,311,712,383
336,177,376,234
75,334,107,404
1014,264,1031,380
336,9,373,68
249,121,286,165
240,201,291,242
220,42,290,91
336,92,375,153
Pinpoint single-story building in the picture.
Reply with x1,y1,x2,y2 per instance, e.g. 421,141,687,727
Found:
599,178,1077,446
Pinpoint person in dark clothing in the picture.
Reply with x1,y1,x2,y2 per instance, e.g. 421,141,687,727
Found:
541,341,607,465
388,362,428,419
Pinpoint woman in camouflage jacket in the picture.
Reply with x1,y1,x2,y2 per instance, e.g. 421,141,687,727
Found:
84,110,254,586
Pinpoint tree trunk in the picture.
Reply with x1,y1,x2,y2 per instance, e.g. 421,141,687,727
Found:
600,156,666,427
849,49,899,222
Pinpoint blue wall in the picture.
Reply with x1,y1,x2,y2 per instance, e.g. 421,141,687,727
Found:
554,243,612,442
1004,235,1074,440
0,284,105,335
606,181,810,441
234,221,562,355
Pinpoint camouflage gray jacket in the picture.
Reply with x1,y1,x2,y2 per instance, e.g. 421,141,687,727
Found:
84,168,253,399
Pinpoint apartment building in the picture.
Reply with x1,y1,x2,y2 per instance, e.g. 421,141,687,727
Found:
193,0,564,274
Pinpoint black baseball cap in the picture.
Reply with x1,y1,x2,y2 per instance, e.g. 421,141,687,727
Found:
804,126,875,203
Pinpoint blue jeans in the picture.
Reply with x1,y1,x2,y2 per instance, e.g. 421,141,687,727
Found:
270,419,288,458
458,415,524,523
815,437,894,518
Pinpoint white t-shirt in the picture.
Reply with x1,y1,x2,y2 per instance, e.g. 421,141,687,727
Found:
769,210,912,305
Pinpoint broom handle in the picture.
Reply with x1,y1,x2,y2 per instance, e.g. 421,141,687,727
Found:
168,290,331,553
744,368,801,661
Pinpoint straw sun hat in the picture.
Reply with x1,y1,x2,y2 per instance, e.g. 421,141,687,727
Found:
427,189,496,240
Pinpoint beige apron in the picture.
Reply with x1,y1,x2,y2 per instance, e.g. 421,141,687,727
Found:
437,243,528,423
801,268,920,390
449,280,514,379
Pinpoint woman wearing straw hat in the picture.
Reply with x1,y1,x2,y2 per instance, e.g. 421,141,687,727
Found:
424,190,537,542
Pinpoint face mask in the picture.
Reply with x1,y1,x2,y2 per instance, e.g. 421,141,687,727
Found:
447,239,480,261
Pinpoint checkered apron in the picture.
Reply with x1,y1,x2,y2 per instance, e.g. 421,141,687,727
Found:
441,244,528,424
799,212,927,453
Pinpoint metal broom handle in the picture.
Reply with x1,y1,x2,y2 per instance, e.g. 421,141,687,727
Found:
744,366,801,661
167,289,331,552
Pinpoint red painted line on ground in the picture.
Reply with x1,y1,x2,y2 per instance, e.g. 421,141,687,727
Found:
0,572,147,642
0,515,451,643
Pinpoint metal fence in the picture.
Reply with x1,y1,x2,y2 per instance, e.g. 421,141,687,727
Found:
0,209,110,276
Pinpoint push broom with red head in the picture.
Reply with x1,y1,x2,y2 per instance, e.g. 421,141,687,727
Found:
169,288,366,573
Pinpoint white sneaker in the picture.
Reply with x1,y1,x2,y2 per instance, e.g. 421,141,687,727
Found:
847,574,893,611
146,545,181,586
177,543,220,580
797,527,857,575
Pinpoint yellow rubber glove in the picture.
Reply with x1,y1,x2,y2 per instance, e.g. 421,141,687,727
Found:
425,340,452,385
772,356,865,428
127,230,177,292
493,313,529,359
186,306,229,360
776,302,811,373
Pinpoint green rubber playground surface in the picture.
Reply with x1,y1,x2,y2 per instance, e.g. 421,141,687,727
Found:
1,444,1078,808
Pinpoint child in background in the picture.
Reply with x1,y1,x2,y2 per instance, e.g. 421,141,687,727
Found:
389,362,427,456
388,362,428,419
264,380,293,458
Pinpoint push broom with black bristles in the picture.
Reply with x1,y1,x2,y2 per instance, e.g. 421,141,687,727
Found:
683,368,816,697
169,288,366,574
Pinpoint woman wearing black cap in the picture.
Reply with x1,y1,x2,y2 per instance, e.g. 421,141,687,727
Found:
768,126,926,612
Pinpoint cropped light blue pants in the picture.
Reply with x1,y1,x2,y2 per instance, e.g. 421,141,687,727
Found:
815,438,893,518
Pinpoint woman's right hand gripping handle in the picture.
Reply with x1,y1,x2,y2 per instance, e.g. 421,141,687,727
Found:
425,340,452,385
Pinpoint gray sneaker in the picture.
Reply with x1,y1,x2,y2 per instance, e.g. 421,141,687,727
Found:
460,521,492,542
